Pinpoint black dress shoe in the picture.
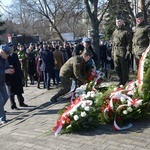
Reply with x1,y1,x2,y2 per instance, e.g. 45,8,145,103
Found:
20,103,28,107
50,96,57,103
11,107,19,110
11,106,19,110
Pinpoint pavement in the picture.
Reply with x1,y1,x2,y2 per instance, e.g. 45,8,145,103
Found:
0,81,150,150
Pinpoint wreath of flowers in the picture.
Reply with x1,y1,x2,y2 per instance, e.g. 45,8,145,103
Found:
53,46,150,136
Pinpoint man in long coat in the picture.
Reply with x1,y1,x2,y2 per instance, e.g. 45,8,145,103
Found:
5,43,28,109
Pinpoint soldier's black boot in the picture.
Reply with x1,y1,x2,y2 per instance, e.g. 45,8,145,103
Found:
37,82,40,88
50,96,57,103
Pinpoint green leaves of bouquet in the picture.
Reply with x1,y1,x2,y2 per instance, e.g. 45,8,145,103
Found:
141,52,150,117
61,94,101,134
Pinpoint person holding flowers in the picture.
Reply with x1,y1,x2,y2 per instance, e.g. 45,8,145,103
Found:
50,50,93,103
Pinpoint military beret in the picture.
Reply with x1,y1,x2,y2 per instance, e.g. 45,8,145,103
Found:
116,15,124,20
82,49,93,57
136,12,144,18
82,37,91,43
7,42,14,47
0,44,11,54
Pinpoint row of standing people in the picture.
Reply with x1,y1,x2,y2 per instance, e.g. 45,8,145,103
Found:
1,41,74,113
112,12,149,86
15,41,74,90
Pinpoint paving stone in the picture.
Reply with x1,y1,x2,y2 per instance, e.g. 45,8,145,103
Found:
0,82,149,150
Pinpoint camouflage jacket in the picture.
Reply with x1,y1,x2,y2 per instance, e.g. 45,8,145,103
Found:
16,50,28,68
60,55,86,83
112,26,132,57
132,22,150,56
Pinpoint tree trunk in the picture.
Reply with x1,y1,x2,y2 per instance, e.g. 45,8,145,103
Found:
91,20,100,69
139,0,147,24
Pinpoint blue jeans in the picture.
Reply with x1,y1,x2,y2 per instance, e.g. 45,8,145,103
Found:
55,69,60,84
0,84,9,122
43,71,52,89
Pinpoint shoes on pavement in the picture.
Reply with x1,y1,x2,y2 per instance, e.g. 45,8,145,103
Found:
20,103,28,107
50,96,57,103
11,106,19,110
0,121,6,126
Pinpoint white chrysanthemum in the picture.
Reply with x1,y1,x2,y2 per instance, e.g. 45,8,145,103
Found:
85,95,89,99
113,87,118,91
81,111,87,117
75,88,80,93
80,85,87,91
120,97,126,103
84,106,90,111
73,115,79,121
128,101,132,107
91,93,95,98
90,91,95,94
75,93,79,97
86,91,91,97
135,80,138,86
120,85,123,88
81,94,86,99
88,100,93,106
127,107,133,112
81,102,86,108
82,91,86,94
123,110,128,115
138,99,143,106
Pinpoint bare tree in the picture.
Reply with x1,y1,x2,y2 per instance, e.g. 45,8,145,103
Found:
138,0,150,23
8,0,34,34
84,0,111,69
62,3,85,39
19,0,84,41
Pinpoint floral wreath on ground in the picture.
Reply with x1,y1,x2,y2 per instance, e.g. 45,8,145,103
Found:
53,46,150,136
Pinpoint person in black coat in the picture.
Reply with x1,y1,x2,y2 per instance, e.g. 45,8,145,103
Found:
26,46,36,85
5,43,28,110
40,44,55,90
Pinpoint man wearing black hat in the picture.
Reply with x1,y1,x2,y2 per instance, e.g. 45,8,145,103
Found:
0,45,15,125
132,12,150,71
112,15,132,86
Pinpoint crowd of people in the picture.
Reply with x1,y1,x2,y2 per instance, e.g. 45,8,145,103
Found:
0,12,149,125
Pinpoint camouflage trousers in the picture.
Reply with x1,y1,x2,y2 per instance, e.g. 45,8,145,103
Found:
114,55,129,85
54,76,72,99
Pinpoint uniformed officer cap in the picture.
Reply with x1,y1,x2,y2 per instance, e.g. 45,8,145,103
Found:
116,15,124,20
82,37,91,43
7,42,14,47
136,12,144,18
0,44,11,54
82,49,93,57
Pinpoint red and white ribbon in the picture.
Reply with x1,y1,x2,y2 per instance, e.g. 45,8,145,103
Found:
138,45,150,86
54,98,93,136
103,91,143,131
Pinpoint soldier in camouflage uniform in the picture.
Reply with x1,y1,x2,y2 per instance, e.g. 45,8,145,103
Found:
132,12,150,71
17,44,28,87
112,16,132,85
50,50,93,103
